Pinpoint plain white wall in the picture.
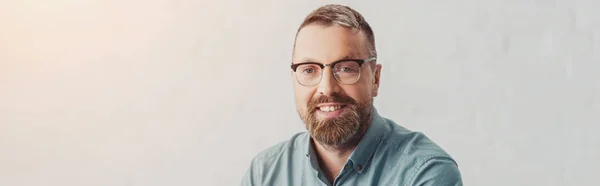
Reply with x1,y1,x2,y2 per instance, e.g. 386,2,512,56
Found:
1,0,599,185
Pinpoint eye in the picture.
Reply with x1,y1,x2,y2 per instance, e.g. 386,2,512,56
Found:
298,65,319,75
337,63,359,73
341,67,356,72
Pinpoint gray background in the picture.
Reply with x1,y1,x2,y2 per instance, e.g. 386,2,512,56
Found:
1,0,599,185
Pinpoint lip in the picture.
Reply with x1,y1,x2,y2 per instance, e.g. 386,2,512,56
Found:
316,103,347,107
314,104,348,119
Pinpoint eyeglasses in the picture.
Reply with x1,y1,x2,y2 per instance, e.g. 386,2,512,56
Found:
291,57,376,86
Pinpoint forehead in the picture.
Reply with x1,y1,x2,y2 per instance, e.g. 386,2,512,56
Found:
293,24,367,63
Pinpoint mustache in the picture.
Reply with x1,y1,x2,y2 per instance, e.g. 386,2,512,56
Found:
307,93,356,112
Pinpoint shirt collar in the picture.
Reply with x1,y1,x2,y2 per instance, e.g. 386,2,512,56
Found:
304,107,386,174
347,107,385,173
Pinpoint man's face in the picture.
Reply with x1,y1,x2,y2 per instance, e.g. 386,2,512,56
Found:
292,24,382,148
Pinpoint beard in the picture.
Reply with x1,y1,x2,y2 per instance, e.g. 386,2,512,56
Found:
299,92,373,150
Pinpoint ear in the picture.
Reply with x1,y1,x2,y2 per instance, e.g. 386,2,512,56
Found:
372,64,382,97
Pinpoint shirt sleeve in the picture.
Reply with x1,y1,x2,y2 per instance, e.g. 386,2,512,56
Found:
408,157,463,186
240,157,261,186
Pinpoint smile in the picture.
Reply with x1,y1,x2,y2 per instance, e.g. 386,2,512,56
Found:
314,103,348,118
318,105,344,112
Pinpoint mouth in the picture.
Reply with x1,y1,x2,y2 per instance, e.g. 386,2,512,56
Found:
314,103,348,118
317,104,346,112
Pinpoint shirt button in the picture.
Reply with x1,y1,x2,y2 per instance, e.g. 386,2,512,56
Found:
356,165,362,170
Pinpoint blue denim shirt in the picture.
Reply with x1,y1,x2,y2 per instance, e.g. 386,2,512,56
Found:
241,108,462,186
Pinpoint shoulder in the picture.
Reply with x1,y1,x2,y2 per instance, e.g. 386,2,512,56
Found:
251,132,308,166
377,117,459,169
242,132,309,185
381,117,455,163
409,156,463,185
377,117,462,185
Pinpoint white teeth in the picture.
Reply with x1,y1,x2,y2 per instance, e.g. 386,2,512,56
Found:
319,105,342,112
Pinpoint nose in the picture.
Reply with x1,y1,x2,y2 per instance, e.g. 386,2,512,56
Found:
317,67,341,96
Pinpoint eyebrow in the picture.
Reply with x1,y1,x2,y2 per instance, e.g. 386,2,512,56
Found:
336,54,361,61
297,57,318,63
294,54,361,64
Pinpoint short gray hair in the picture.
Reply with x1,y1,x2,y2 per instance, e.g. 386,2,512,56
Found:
296,4,377,57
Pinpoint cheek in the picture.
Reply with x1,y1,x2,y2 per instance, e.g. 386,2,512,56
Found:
294,85,314,111
342,85,371,103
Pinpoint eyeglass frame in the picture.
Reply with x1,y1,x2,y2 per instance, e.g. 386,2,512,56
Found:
290,57,377,86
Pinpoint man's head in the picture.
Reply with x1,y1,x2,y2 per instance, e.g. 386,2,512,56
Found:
291,4,382,149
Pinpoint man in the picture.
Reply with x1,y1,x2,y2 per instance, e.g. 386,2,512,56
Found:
241,4,462,186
